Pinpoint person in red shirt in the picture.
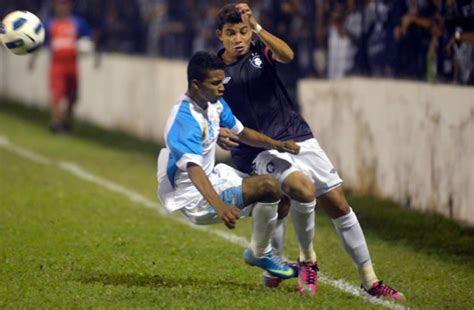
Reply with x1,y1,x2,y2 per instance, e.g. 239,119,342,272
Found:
43,0,91,132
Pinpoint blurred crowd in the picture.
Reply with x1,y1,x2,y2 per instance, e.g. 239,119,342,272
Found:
2,0,473,85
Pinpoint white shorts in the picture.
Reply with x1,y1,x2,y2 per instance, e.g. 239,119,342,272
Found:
253,138,343,197
179,163,253,225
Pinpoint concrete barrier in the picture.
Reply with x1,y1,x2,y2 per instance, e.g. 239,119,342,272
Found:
1,49,473,226
0,50,187,142
299,78,474,226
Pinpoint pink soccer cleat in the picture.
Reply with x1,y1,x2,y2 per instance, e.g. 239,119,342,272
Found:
296,260,318,296
262,271,283,288
262,262,298,288
363,280,405,301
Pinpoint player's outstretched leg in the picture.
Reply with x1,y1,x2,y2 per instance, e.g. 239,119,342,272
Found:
362,281,406,301
243,248,296,279
320,186,404,300
242,176,297,280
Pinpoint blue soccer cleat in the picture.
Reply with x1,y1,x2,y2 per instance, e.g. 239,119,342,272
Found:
262,261,298,288
243,248,297,279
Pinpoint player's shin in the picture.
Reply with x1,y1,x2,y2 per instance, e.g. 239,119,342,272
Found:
332,207,378,288
250,201,279,257
271,219,285,258
290,200,317,262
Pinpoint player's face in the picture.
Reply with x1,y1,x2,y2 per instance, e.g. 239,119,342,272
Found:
217,23,252,57
55,1,72,18
196,69,225,103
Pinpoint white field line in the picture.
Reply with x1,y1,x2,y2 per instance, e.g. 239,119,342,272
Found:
0,135,405,309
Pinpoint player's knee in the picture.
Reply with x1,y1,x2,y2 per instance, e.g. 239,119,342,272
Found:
283,178,315,203
259,176,281,202
320,186,351,218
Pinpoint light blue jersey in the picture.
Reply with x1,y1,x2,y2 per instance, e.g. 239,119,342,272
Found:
157,95,244,212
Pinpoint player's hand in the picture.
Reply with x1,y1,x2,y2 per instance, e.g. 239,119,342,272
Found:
217,127,240,151
236,3,258,30
275,140,300,155
217,204,241,229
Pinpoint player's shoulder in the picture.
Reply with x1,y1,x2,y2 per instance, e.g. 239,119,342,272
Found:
173,98,193,115
70,15,91,33
172,98,200,122
70,15,87,24
43,18,53,30
217,97,230,109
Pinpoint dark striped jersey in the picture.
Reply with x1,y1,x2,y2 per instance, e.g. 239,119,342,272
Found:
218,40,313,174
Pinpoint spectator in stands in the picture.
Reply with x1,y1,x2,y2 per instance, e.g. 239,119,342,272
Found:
139,0,168,56
394,0,440,80
99,0,130,53
444,0,474,84
363,0,390,76
327,11,354,79
193,3,222,54
160,0,193,59
344,0,364,75
1,0,472,86
104,0,144,54
313,0,331,78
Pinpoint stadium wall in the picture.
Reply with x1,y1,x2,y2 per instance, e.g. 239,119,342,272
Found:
0,50,187,141
1,50,473,226
299,79,474,226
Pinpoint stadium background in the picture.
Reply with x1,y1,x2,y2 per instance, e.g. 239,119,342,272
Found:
1,0,474,308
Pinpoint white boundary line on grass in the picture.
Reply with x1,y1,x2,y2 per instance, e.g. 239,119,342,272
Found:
0,135,405,309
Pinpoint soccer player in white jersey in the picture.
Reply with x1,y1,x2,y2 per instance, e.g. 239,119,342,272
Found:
157,51,301,280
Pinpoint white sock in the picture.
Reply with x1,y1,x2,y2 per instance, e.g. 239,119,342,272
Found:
250,201,279,257
271,219,285,258
332,207,377,286
290,199,317,262
359,264,378,289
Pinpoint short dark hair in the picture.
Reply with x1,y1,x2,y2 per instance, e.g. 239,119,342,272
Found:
187,51,225,87
215,3,242,30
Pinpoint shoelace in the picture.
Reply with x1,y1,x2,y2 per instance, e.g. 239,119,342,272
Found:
267,252,287,268
301,262,318,285
374,281,397,296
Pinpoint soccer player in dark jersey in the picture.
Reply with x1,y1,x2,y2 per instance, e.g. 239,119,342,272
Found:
214,3,403,300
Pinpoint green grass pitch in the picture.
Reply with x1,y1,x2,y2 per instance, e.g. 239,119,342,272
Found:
0,101,473,308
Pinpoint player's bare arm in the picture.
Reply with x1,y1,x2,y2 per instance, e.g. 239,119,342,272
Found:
187,163,240,229
238,127,300,155
236,3,294,63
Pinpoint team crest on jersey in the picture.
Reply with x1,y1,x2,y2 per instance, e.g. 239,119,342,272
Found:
266,162,275,173
250,55,263,68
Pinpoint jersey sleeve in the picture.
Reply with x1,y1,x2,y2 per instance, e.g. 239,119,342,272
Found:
166,103,203,170
73,16,92,38
219,98,244,135
43,19,53,46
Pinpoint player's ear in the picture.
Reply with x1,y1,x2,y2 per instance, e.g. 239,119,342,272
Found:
216,29,223,42
191,79,200,91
